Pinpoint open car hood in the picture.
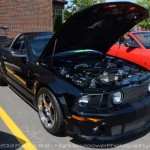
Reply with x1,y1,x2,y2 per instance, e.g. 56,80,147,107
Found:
40,2,149,59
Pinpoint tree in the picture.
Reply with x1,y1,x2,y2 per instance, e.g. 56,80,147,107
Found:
64,0,105,21
136,0,150,30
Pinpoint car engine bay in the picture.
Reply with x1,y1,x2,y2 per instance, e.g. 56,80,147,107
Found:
53,51,149,89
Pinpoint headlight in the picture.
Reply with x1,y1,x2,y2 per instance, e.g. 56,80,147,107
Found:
113,92,123,105
75,94,101,108
148,83,150,92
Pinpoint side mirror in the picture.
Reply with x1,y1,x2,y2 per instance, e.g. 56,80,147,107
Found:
11,49,27,57
125,40,139,48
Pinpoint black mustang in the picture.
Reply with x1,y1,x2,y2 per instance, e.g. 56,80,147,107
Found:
0,2,150,141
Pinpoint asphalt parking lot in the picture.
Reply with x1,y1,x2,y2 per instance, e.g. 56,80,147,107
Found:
0,85,150,150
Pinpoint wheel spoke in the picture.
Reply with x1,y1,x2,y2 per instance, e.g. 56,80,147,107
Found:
43,99,47,107
47,112,55,124
39,93,45,101
48,101,53,110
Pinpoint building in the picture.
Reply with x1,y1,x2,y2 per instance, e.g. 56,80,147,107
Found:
0,0,67,36
53,0,67,31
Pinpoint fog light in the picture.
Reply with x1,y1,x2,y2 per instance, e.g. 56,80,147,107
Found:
113,92,123,105
78,95,90,107
148,83,150,92
93,126,99,133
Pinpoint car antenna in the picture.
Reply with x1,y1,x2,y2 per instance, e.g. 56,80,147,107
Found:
50,39,57,68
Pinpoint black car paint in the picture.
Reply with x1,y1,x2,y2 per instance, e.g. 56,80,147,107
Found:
0,2,150,142
67,96,150,138
0,32,82,114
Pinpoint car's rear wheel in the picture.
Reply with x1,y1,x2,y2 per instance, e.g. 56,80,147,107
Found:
37,88,64,135
0,72,7,86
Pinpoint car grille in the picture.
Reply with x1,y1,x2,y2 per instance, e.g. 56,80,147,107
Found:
111,115,150,136
111,125,122,136
123,83,148,104
108,82,149,107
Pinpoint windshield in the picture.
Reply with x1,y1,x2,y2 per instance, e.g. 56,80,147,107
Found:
28,33,54,60
133,32,150,48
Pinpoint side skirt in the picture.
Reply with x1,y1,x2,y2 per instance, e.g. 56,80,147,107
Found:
9,84,37,111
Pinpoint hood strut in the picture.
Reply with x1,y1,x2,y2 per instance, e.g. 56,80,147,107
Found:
50,39,58,68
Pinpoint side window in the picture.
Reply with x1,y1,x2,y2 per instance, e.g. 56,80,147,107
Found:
12,35,26,51
125,36,140,48
117,34,140,48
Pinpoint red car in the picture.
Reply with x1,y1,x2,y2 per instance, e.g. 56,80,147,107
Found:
107,31,150,70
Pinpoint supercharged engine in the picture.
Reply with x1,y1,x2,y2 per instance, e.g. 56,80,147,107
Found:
55,56,147,89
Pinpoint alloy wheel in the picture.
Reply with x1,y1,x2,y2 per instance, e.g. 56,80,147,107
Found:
38,93,56,129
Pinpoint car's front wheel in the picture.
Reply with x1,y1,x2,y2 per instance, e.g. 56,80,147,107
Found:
37,88,64,135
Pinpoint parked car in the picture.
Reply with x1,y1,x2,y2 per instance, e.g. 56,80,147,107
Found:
107,31,150,70
0,2,149,142
0,26,9,40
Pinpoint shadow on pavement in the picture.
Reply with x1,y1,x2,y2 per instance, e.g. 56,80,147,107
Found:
0,131,25,150
70,128,150,149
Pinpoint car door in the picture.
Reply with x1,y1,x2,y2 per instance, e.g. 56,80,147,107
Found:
140,48,150,70
132,32,150,70
2,35,34,99
108,35,142,66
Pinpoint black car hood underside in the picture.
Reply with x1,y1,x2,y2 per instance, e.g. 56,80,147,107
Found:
40,2,149,59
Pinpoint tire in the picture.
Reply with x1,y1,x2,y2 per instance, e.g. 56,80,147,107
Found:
37,87,64,135
0,72,6,86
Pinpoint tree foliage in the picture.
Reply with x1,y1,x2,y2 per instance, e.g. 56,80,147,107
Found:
136,0,150,29
64,0,105,21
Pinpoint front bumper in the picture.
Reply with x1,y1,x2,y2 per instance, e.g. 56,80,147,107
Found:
66,96,150,142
